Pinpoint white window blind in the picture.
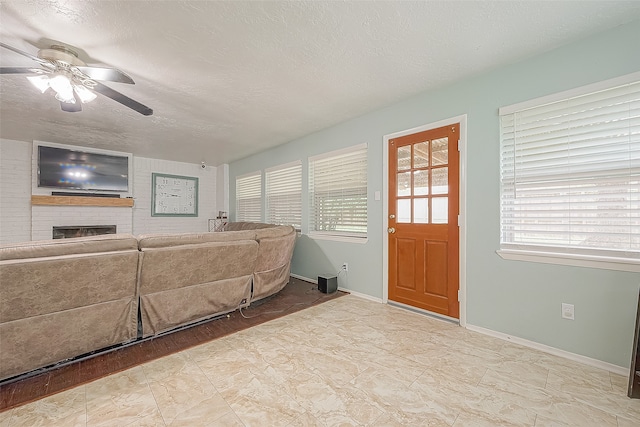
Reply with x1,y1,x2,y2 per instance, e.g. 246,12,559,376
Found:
499,77,640,261
309,143,368,238
235,172,262,222
265,161,302,229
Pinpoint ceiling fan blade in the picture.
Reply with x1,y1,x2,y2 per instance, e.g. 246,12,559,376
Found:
92,82,153,116
0,67,41,74
75,66,135,84
0,42,51,66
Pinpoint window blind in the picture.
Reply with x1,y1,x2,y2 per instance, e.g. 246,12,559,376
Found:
500,78,640,260
265,161,302,229
235,172,262,222
309,143,368,238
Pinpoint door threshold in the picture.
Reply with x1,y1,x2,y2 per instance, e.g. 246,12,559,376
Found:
387,300,460,325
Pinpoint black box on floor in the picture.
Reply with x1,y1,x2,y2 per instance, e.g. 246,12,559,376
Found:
318,274,338,294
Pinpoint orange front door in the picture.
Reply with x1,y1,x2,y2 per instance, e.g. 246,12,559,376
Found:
388,124,460,318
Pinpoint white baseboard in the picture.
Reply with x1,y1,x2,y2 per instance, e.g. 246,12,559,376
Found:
338,287,383,303
465,324,628,376
290,273,317,284
289,274,382,303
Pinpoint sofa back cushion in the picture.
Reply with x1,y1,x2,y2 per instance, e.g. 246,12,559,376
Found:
138,240,259,294
137,230,256,249
137,239,259,336
254,227,296,272
254,225,296,240
223,222,274,231
0,236,140,323
0,234,138,261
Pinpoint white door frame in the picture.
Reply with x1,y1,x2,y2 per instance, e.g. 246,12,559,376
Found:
382,114,468,327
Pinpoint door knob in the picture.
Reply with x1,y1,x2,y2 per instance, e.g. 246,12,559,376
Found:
387,227,396,234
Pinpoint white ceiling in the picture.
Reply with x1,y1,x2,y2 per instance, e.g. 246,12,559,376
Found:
1,1,639,166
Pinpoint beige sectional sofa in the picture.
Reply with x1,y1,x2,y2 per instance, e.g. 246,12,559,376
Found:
0,223,296,382
222,222,298,301
0,234,140,382
136,230,259,337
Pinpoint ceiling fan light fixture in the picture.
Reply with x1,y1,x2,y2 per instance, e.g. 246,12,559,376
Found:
2,42,152,115
27,75,50,93
73,84,97,103
26,73,97,104
49,74,75,103
49,74,72,94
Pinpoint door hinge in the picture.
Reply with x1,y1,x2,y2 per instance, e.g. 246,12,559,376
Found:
457,139,461,151
457,214,461,227
457,290,461,302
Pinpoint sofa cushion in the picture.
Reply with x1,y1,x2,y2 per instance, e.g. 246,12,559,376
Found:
0,251,140,323
251,228,297,302
254,225,296,240
254,232,296,272
0,234,138,261
137,239,259,337
223,222,274,231
137,230,256,249
138,240,258,294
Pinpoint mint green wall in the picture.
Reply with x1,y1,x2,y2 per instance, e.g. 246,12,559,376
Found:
230,21,640,368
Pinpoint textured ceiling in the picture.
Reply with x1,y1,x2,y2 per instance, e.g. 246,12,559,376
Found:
1,1,639,166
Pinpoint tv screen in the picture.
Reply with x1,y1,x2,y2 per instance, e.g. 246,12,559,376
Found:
38,145,129,192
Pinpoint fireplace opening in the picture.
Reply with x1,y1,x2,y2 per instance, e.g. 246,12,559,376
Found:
53,225,117,239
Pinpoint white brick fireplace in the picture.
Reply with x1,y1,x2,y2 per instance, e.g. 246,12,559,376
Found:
31,205,133,241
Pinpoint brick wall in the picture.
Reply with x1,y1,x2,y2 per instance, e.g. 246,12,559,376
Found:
0,139,32,244
0,139,226,244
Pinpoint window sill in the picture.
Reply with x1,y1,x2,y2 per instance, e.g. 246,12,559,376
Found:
308,232,368,244
496,249,640,273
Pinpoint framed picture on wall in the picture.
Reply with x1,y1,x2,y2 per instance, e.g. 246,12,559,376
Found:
151,173,198,217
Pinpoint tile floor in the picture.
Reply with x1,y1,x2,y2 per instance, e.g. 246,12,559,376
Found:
0,295,638,426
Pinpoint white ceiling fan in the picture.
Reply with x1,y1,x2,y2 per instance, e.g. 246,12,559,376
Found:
0,42,153,115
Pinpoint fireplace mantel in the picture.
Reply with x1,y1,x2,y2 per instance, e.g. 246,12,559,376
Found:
31,195,134,208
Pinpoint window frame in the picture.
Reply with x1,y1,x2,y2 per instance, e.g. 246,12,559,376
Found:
308,143,368,243
497,72,640,273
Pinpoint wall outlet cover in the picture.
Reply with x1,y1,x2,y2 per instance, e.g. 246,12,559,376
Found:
561,303,575,320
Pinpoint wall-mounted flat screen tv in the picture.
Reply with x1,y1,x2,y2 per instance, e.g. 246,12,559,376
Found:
38,145,129,192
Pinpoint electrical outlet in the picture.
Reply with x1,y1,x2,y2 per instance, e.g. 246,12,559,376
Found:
561,303,575,320
342,262,348,272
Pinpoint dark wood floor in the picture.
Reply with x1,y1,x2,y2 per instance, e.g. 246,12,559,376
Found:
0,277,346,412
